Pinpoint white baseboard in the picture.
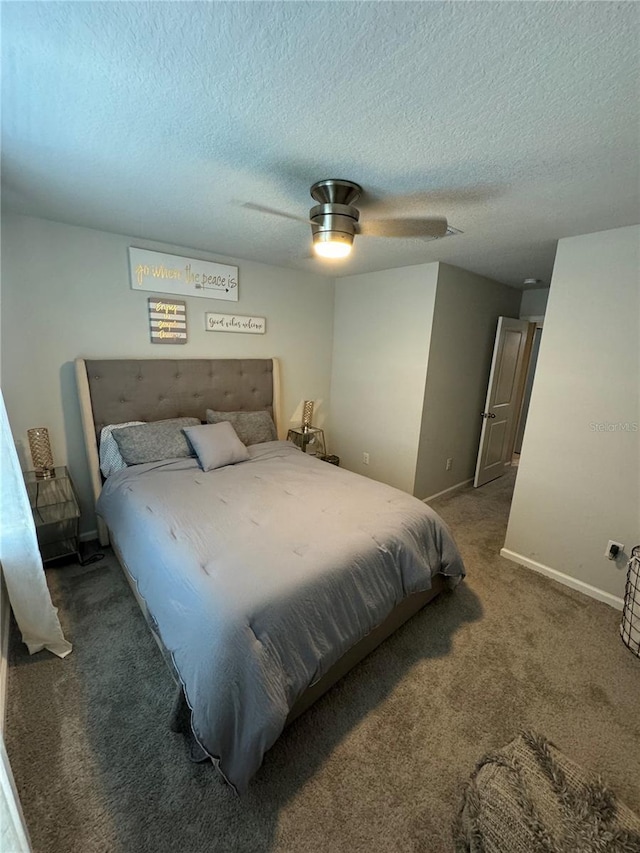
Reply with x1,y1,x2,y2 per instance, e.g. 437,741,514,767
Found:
422,478,473,504
500,548,625,611
0,572,10,735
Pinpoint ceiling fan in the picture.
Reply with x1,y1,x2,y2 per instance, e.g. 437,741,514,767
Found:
244,179,452,260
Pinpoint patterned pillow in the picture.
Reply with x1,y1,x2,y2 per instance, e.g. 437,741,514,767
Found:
205,409,276,446
112,417,200,465
99,421,144,477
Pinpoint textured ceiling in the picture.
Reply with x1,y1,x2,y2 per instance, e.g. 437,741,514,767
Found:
2,2,639,285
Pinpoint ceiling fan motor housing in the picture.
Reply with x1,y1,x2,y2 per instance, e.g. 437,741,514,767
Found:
310,179,361,206
310,180,362,249
310,202,360,243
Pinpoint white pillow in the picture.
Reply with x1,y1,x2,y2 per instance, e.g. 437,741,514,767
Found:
99,421,144,477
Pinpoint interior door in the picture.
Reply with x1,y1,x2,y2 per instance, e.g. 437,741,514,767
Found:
474,317,533,487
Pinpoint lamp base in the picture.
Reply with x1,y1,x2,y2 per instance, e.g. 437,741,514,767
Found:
35,468,55,480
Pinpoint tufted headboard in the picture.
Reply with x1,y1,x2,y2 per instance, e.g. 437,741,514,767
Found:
75,357,282,544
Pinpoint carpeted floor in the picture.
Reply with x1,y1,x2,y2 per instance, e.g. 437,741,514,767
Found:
6,469,640,853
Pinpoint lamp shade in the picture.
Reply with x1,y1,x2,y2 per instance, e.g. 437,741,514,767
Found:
302,401,314,428
27,427,55,479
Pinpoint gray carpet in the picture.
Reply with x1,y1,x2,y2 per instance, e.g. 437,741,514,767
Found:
6,469,640,853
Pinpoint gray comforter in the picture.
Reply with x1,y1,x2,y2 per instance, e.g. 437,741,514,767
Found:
97,441,465,792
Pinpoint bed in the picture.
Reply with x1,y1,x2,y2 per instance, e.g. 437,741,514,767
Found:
75,357,465,793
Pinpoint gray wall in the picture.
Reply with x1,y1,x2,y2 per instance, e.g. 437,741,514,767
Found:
520,287,549,318
504,225,639,603
1,214,335,536
413,263,521,499
329,263,439,493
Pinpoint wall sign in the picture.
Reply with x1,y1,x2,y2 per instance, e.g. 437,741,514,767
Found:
205,313,266,335
130,247,238,302
149,298,187,344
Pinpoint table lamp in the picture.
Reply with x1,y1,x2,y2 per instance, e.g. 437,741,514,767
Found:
28,427,55,479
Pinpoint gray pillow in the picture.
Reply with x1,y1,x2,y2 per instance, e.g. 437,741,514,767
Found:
205,409,276,446
112,417,200,465
183,422,250,471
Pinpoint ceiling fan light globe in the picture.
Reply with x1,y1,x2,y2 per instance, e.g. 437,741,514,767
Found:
313,241,352,259
312,231,353,259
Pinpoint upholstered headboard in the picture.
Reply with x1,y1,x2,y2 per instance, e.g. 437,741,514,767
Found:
75,357,282,544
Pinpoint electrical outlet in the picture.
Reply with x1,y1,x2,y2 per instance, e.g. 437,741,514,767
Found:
362,452,370,465
605,540,624,560
446,457,453,471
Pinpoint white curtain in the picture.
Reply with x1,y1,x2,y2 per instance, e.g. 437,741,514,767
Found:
0,737,31,852
0,391,71,658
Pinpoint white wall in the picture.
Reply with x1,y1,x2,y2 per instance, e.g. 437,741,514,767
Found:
520,287,549,318
1,214,335,536
414,264,521,499
329,263,439,493
503,225,640,604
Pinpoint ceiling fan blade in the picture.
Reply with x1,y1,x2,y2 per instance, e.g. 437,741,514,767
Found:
358,185,501,214
242,202,311,226
358,217,448,239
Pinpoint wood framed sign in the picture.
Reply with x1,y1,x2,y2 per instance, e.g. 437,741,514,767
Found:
130,247,238,302
148,298,187,344
205,313,266,335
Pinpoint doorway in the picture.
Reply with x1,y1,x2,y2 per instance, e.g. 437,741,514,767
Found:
474,316,543,488
513,325,543,455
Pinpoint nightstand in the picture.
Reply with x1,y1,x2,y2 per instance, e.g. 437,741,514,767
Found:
320,454,340,466
24,466,81,563
287,426,327,457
